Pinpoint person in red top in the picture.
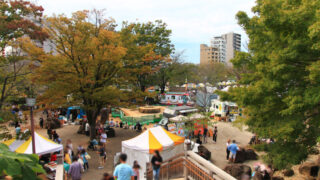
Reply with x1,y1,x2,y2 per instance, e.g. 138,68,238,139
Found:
50,152,58,162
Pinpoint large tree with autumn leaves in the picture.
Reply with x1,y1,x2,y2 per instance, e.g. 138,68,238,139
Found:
21,10,175,138
21,10,126,138
0,0,48,109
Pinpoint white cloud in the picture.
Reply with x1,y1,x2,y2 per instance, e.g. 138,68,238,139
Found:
35,0,256,63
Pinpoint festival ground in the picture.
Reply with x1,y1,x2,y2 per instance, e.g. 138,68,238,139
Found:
4,111,317,179
34,121,255,179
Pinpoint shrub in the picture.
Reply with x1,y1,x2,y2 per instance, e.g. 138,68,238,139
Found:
262,142,309,170
0,111,18,123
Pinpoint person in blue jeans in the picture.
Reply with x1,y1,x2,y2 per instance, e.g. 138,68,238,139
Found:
114,153,134,180
151,150,163,180
227,140,239,163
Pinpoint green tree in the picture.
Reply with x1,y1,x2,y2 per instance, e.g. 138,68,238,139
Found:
0,0,48,109
0,144,45,180
198,62,229,85
154,51,184,93
168,63,199,86
220,0,320,169
120,20,174,92
21,10,126,139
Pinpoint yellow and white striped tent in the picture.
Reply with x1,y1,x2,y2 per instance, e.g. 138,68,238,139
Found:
2,132,63,155
122,126,185,180
122,126,185,153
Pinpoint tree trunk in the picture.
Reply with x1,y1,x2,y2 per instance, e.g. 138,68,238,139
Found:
0,77,8,110
160,84,165,94
87,109,99,140
90,121,96,140
160,74,166,94
141,85,146,92
100,107,109,125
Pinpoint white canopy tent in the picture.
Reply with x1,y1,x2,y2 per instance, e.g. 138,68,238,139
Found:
122,126,185,180
169,113,204,123
2,132,63,155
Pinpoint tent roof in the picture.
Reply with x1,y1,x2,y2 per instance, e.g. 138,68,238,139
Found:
169,113,204,123
2,132,63,155
67,106,81,110
122,126,184,154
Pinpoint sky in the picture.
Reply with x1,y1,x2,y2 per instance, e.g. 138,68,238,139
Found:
35,0,256,63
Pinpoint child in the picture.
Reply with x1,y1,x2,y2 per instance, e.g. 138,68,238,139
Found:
133,161,141,180
97,144,106,169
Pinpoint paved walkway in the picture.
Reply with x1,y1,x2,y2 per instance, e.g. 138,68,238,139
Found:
203,121,253,169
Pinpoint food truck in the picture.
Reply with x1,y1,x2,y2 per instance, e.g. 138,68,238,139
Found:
209,99,239,121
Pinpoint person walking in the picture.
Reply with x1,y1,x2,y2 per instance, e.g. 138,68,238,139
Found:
18,110,23,120
85,122,90,136
80,149,89,171
47,125,52,140
212,126,218,143
196,133,202,145
66,139,74,159
203,127,208,144
68,156,83,180
64,149,72,164
39,117,44,128
133,161,141,180
15,124,21,137
226,139,231,160
113,153,134,180
151,150,162,180
228,140,239,163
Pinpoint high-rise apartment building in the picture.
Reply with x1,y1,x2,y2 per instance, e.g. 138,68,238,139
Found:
211,36,226,63
200,32,241,66
200,44,220,65
221,32,241,65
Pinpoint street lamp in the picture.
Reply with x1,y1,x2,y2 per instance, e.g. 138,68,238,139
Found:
26,98,36,154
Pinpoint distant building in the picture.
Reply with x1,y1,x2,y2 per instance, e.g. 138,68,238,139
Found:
200,44,220,65
211,36,226,63
203,32,241,66
221,32,241,65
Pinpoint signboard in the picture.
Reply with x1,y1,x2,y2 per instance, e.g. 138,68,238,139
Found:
26,98,36,107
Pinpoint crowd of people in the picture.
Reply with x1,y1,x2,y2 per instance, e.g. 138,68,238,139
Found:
109,150,162,180
62,139,92,179
65,146,163,180
194,126,218,145
35,107,268,180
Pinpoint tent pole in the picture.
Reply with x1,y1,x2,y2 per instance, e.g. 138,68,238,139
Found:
30,106,36,154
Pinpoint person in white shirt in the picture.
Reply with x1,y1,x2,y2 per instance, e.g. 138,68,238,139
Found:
85,122,90,136
18,110,23,120
100,132,107,148
109,119,115,127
